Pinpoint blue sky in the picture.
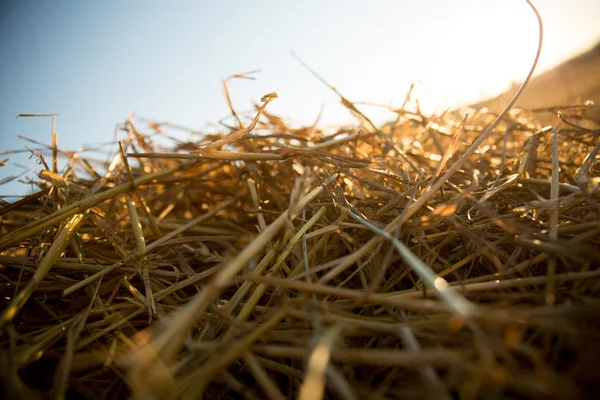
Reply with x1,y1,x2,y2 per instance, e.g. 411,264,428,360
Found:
1,0,599,196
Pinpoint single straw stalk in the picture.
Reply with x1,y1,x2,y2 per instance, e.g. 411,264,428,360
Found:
126,196,156,320
546,126,560,305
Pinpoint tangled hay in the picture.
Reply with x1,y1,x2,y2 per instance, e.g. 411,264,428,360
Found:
2,5,600,400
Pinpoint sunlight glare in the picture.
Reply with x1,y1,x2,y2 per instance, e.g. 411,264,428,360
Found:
384,1,550,113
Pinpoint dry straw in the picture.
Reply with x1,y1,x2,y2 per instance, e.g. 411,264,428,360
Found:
1,1,600,399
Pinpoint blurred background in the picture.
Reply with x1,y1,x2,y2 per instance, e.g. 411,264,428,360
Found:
1,0,599,197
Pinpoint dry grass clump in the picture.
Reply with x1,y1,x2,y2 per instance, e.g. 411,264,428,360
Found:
2,6,600,400
1,97,599,400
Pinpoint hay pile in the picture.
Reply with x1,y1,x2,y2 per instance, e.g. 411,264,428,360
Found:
1,88,599,400
2,15,600,400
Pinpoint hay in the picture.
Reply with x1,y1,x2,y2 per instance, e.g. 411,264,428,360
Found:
2,4,600,400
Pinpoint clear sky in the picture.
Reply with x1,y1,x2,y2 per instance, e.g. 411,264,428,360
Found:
1,0,599,196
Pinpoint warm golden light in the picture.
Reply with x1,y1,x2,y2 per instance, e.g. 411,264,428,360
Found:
355,1,597,117
434,277,449,291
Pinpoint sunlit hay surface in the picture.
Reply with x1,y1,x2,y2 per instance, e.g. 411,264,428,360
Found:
0,90,599,400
